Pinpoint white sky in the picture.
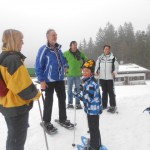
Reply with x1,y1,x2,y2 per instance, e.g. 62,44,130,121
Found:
0,0,150,67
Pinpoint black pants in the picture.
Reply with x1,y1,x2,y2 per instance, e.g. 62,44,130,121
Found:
43,81,67,123
5,112,29,150
87,115,101,150
100,79,116,107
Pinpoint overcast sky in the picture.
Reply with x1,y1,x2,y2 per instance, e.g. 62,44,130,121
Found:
0,0,150,67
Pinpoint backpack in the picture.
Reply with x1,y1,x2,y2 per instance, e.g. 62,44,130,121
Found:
0,52,10,97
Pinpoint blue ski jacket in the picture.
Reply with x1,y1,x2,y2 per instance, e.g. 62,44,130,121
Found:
82,76,102,115
35,43,68,82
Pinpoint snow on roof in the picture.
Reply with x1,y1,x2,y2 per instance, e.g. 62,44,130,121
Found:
119,63,150,73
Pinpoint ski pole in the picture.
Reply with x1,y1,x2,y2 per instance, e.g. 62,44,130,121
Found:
86,115,90,133
37,99,49,150
40,89,49,150
41,89,45,105
72,88,78,147
72,92,76,147
35,84,49,150
72,99,77,147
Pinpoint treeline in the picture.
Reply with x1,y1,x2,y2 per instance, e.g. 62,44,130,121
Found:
79,22,150,69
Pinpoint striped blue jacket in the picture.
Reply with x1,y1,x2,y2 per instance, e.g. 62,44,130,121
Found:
82,76,102,115
35,43,68,82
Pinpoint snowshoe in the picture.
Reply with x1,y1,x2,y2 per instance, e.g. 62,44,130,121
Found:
77,136,90,149
77,144,90,150
67,104,74,109
100,145,108,150
55,119,74,129
79,136,108,150
40,122,57,135
81,136,90,146
77,144,108,150
143,107,150,113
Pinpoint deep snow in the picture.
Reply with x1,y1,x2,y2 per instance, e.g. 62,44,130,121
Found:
0,82,150,150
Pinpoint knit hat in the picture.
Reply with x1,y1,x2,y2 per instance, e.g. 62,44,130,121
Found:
82,59,95,73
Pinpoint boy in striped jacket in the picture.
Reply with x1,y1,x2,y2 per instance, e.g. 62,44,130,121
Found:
81,59,103,150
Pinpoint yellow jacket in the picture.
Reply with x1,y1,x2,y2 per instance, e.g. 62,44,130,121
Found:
0,51,41,117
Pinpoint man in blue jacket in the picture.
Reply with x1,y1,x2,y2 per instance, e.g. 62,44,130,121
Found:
35,29,73,133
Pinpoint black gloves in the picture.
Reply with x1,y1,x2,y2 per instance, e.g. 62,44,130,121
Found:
72,88,84,101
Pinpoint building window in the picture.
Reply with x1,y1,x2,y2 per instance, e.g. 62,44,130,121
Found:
140,76,144,80
121,77,124,81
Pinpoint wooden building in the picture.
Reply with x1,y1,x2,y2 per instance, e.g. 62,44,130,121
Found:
115,63,150,85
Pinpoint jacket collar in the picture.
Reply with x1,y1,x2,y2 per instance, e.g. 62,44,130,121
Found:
46,42,61,51
82,75,94,83
101,52,114,59
1,51,26,61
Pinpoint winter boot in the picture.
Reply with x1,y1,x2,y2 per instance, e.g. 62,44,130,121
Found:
76,103,82,109
102,106,107,110
107,106,117,113
67,103,74,109
59,120,74,128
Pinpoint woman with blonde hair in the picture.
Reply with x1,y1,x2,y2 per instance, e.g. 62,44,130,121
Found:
0,29,41,150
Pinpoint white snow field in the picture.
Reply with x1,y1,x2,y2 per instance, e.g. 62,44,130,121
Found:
0,82,150,150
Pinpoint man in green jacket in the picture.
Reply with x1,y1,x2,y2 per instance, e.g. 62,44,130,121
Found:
64,41,88,109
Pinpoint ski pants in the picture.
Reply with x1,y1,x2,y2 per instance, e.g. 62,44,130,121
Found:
87,115,101,150
43,81,67,123
5,112,29,150
100,79,116,107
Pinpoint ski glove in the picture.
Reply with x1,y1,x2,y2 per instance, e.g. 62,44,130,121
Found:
72,88,84,101
80,84,83,91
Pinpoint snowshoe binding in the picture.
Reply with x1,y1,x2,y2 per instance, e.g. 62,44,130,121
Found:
77,136,90,150
77,144,90,150
40,122,57,135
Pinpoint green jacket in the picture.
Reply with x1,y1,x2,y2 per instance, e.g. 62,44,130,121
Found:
64,50,88,77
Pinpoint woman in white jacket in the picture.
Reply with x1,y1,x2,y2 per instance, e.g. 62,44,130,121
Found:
95,45,119,113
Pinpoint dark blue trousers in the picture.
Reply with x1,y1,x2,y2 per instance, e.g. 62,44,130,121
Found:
43,81,67,123
87,115,101,150
5,112,29,150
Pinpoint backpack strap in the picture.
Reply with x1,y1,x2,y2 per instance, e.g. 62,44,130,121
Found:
112,56,115,72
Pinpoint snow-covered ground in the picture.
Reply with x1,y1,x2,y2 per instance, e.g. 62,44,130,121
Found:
0,82,150,150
